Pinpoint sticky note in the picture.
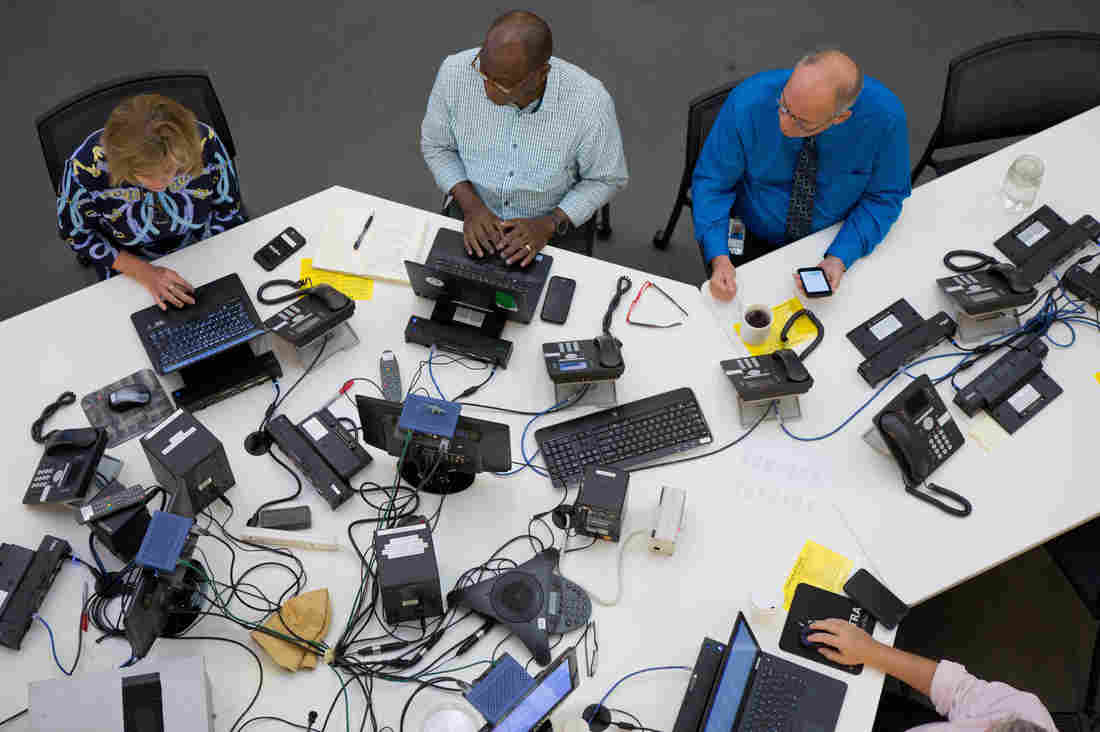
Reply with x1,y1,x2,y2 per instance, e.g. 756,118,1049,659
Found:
300,258,373,301
782,540,853,610
968,412,1010,453
1095,372,1100,385
733,297,819,355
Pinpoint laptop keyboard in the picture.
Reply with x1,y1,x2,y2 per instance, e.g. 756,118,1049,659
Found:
148,298,260,371
740,657,807,732
430,256,534,292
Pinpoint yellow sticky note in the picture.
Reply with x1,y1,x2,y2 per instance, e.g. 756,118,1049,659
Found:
782,540,854,610
733,297,819,355
300,258,374,301
1095,372,1100,385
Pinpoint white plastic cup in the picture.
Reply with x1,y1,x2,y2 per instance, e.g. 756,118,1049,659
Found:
748,589,784,627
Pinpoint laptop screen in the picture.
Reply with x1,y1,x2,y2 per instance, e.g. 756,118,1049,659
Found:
493,656,575,732
702,616,760,732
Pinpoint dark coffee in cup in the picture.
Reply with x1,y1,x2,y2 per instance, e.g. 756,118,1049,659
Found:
745,309,771,328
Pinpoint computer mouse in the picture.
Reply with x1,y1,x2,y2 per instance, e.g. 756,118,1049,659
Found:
315,285,351,311
594,334,623,368
107,384,151,412
799,620,831,650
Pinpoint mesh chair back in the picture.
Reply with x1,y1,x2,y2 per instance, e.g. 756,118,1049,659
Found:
685,79,744,181
938,32,1100,149
35,70,237,193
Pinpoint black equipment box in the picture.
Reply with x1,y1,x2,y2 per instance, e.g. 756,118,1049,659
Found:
263,285,355,347
89,480,153,562
954,339,1048,417
721,350,813,401
0,535,71,650
1063,256,1100,307
297,408,372,481
846,298,922,359
542,338,625,384
141,409,235,514
1019,215,1100,286
574,465,630,542
405,315,513,368
374,520,443,624
266,415,354,510
994,204,1069,266
849,306,954,387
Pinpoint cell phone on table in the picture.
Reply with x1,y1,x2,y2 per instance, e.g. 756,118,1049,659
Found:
254,227,306,271
540,276,576,324
797,267,833,298
843,569,909,629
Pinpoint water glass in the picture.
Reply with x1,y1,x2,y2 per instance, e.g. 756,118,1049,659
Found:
1001,154,1044,212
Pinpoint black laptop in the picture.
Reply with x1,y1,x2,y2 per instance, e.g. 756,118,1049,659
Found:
131,273,266,375
413,227,553,323
692,612,847,732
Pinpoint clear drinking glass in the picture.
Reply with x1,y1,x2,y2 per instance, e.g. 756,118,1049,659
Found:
1001,154,1044,212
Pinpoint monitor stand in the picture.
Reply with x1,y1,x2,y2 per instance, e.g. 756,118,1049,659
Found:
401,446,476,495
431,299,507,339
172,343,282,412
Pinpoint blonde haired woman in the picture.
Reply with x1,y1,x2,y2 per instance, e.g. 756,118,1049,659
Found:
57,94,245,309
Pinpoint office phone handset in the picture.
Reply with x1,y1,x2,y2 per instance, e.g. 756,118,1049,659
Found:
873,375,971,517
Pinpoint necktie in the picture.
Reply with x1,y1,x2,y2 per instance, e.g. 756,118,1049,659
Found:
785,135,818,243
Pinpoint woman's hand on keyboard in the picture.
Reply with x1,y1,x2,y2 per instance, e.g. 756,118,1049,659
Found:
136,262,195,310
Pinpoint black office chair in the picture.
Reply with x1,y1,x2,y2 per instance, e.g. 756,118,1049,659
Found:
1046,517,1100,732
442,196,604,257
652,78,745,251
911,31,1100,184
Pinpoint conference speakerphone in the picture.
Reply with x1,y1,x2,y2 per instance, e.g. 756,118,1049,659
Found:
542,338,625,384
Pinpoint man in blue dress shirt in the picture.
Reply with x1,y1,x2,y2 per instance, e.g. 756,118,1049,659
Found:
692,50,910,300
421,11,628,267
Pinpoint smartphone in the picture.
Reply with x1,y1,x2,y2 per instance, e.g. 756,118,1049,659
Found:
254,227,306,271
843,569,909,629
540,276,576,324
797,267,833,298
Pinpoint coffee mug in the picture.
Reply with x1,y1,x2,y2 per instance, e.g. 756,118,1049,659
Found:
741,304,773,346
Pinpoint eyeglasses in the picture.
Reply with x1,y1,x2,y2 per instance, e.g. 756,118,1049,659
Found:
627,280,690,328
472,51,546,97
776,94,839,133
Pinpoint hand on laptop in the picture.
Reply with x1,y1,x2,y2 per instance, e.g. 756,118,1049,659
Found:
807,619,877,666
136,263,195,310
498,216,554,266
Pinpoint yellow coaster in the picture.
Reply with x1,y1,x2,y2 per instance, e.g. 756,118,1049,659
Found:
782,540,854,611
300,258,374,301
733,297,819,355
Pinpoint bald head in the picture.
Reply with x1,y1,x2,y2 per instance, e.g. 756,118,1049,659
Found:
485,10,553,72
793,49,863,114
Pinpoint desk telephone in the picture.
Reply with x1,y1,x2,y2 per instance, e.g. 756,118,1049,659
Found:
258,279,355,347
25,427,108,506
873,375,971,517
721,308,823,402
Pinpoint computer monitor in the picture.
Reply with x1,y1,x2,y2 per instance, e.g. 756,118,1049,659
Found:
701,615,760,732
490,648,578,732
355,395,512,494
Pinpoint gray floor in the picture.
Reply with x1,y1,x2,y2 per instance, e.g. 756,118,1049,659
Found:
5,0,1099,721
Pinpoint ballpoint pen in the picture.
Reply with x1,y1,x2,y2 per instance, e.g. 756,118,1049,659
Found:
353,213,374,250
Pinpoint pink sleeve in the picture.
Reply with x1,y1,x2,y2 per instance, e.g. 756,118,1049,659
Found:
930,661,1056,730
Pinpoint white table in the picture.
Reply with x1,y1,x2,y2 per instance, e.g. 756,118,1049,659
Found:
0,186,892,731
729,104,1100,607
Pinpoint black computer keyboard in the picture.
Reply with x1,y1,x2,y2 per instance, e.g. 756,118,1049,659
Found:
739,656,808,732
535,387,713,489
147,298,261,372
429,256,534,292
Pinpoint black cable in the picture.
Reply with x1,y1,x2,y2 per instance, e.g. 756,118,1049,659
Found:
603,276,633,334
628,400,774,473
238,716,310,731
247,449,304,526
259,333,330,430
257,278,311,305
0,709,27,727
779,308,824,361
942,249,1000,273
162,634,263,732
30,391,76,443
453,365,497,401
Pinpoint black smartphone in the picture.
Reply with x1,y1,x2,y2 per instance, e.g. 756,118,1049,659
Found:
797,267,833,298
254,227,306,271
540,275,576,324
843,569,909,629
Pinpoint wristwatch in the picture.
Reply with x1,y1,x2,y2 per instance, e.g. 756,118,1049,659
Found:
551,210,571,236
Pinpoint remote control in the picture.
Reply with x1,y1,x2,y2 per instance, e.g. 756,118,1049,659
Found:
78,483,150,524
380,350,403,402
